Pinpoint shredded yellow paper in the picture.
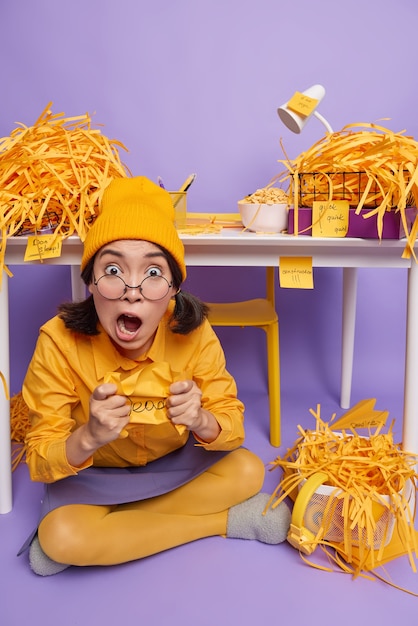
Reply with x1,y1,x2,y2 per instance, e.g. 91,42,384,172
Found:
0,103,130,287
176,212,242,234
274,122,418,256
268,401,418,580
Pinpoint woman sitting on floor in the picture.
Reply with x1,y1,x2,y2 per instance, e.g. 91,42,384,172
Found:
21,176,290,576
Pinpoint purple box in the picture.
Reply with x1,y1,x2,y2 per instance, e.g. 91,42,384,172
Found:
288,206,417,239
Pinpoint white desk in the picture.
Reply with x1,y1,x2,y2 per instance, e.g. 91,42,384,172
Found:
1,232,417,514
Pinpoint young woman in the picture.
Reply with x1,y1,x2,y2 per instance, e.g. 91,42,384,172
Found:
22,176,290,575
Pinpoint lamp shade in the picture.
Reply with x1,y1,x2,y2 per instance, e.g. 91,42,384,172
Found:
278,84,330,134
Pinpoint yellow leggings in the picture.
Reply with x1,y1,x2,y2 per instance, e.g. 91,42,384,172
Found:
38,448,265,566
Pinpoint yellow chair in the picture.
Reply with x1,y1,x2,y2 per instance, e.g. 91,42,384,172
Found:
206,266,281,447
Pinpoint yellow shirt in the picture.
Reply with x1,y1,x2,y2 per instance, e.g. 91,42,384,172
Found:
23,313,245,483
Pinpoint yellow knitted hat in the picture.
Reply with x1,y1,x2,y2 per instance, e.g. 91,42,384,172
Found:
81,176,186,280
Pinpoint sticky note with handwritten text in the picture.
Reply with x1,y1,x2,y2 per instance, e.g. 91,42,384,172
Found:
312,200,349,237
279,256,313,289
24,235,62,262
286,91,318,118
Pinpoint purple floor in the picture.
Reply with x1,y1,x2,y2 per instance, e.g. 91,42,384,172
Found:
1,267,417,624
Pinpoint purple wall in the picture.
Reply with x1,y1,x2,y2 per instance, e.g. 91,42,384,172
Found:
1,0,414,396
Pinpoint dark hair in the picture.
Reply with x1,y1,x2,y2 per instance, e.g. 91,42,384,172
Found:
58,244,208,336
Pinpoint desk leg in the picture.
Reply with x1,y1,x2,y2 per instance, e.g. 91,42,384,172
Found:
340,268,358,409
0,274,13,514
403,261,418,454
71,266,85,302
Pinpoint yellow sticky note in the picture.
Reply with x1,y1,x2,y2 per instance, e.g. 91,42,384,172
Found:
24,235,62,261
279,256,313,289
287,91,318,118
331,399,389,431
312,200,349,237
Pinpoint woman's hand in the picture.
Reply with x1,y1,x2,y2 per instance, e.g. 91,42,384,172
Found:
87,383,131,444
166,380,221,443
66,383,130,467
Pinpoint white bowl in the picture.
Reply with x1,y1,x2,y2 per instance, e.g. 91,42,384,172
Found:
238,201,288,233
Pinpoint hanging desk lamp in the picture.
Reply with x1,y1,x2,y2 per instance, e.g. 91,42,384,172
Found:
277,84,334,134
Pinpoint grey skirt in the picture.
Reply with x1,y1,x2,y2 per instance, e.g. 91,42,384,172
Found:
19,437,230,554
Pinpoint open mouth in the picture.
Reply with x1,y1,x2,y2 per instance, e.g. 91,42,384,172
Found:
117,314,142,336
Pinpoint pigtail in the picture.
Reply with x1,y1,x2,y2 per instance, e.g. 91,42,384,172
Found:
58,296,99,335
169,290,209,334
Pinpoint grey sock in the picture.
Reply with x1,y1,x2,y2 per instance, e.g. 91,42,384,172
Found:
29,535,71,576
227,493,291,544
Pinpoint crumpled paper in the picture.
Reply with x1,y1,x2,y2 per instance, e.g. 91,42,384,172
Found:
104,362,187,435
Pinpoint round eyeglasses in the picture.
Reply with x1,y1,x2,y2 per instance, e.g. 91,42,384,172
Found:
93,273,173,301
